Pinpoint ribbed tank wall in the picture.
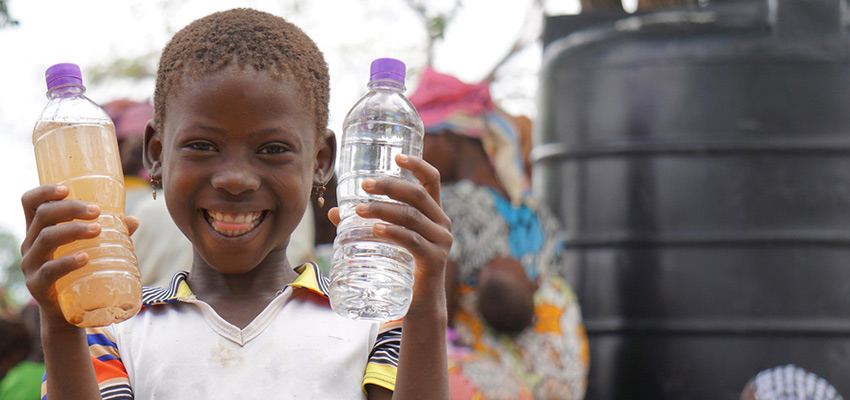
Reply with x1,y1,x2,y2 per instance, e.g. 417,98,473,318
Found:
535,1,850,398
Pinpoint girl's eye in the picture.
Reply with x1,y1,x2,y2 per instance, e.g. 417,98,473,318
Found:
188,142,216,152
259,144,289,155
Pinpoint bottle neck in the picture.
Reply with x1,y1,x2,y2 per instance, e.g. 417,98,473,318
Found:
367,79,405,92
47,84,86,100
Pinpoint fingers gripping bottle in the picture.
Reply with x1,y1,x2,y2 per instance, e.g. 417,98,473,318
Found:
32,63,141,327
330,58,424,321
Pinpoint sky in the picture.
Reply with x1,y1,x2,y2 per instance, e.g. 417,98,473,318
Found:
0,0,591,243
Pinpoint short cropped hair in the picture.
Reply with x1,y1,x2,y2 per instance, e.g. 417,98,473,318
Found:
153,8,330,136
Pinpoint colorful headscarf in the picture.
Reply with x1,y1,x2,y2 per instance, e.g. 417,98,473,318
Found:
409,67,529,205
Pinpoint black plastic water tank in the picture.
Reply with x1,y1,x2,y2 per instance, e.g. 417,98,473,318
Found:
534,1,850,398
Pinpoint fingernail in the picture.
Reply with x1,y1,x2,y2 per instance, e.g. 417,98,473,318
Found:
374,223,387,232
56,185,68,194
363,178,376,189
75,253,88,263
87,223,99,232
355,203,369,213
397,154,409,162
87,204,100,213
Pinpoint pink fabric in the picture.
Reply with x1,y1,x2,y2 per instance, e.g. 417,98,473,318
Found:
409,67,530,205
102,99,153,140
409,67,494,131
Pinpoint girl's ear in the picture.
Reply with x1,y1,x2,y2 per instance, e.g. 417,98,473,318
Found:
143,120,163,181
314,128,337,186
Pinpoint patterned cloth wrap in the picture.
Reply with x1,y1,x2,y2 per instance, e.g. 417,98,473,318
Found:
753,365,843,400
442,181,588,400
410,67,589,399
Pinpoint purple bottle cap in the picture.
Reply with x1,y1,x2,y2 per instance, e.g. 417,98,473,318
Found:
370,58,405,83
45,63,83,91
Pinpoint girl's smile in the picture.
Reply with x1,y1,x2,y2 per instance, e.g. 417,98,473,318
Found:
202,209,268,237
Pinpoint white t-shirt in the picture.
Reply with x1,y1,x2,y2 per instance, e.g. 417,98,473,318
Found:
58,263,401,400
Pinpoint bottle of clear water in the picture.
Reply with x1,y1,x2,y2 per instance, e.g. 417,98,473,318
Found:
329,58,424,321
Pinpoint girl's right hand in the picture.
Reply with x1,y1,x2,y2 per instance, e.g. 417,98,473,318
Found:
19,184,103,327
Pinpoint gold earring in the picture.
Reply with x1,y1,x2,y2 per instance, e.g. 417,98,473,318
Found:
150,179,161,200
314,184,326,208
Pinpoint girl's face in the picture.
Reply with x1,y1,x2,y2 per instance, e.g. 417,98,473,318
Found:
147,65,330,274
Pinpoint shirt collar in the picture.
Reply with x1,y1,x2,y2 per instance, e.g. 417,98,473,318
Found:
141,262,330,307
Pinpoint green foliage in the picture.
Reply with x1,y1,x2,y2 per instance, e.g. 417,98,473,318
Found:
0,229,25,316
404,0,463,65
0,0,19,28
405,0,461,41
428,15,448,41
86,52,158,85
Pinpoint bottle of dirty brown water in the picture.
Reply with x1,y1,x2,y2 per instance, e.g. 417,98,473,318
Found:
32,63,141,327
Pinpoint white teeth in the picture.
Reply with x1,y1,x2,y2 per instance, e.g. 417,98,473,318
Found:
205,210,264,237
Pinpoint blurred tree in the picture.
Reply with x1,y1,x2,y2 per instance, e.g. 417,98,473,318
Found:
84,0,190,85
87,52,159,86
85,0,310,85
0,0,18,28
406,0,542,83
0,230,24,318
404,0,463,66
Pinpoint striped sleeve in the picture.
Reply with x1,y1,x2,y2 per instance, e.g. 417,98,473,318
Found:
39,327,133,400
363,319,401,392
88,327,133,399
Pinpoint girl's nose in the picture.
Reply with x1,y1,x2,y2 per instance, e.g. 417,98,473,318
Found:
211,165,261,195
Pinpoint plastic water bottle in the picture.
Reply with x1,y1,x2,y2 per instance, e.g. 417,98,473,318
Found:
329,58,424,321
32,63,142,327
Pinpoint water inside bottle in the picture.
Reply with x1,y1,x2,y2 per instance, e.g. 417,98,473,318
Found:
33,122,141,327
336,121,422,219
330,215,415,320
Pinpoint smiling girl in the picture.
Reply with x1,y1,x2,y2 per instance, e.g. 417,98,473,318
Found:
20,8,451,400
